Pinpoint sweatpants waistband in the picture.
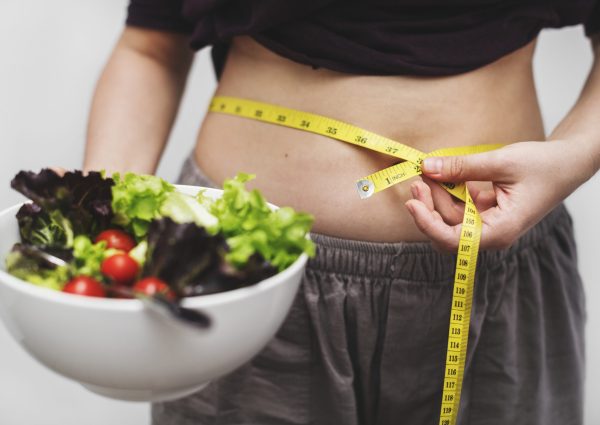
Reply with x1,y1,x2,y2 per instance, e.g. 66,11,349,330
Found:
178,153,573,281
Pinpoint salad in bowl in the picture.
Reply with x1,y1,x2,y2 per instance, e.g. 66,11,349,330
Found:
0,169,314,402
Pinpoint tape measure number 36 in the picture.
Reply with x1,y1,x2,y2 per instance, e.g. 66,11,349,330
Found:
210,96,498,425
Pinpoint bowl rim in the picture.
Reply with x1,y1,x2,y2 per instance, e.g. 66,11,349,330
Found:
0,185,310,311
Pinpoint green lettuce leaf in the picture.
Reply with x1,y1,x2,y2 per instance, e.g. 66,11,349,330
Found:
111,172,220,238
70,235,108,280
210,173,315,271
160,191,219,234
16,203,74,248
5,245,71,291
128,240,148,268
111,172,175,238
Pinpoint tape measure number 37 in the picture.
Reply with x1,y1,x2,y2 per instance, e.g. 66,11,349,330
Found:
210,96,499,425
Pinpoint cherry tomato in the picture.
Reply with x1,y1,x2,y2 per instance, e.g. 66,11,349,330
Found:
133,277,176,301
101,254,139,284
95,229,136,252
63,276,105,298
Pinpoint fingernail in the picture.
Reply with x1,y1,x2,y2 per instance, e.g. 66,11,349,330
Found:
423,158,442,174
405,201,415,214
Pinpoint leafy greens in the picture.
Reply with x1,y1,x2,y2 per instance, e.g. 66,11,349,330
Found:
210,173,315,271
15,203,74,248
5,244,71,291
142,217,277,297
11,169,114,248
111,172,218,238
142,217,225,296
111,173,174,239
7,169,314,296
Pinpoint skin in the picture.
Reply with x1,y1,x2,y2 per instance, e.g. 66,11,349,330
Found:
84,28,600,246
85,28,194,174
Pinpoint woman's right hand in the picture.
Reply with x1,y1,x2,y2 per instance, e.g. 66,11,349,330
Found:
405,139,596,252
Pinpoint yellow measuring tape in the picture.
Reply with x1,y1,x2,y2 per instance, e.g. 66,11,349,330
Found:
209,96,499,425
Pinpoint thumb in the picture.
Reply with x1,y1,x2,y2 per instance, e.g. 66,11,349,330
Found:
421,151,508,182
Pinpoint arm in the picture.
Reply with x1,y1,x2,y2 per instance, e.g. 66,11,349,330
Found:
84,26,194,175
405,36,600,251
550,35,600,170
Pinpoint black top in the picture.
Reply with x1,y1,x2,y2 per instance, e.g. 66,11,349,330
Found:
126,0,600,77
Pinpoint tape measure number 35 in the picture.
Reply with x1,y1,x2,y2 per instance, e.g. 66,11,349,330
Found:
210,96,498,425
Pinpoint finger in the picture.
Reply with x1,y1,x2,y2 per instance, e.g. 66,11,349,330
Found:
476,197,525,250
410,181,434,211
478,217,516,250
405,199,462,252
422,177,464,225
408,195,521,252
421,150,513,183
408,182,451,231
49,166,67,177
470,189,497,212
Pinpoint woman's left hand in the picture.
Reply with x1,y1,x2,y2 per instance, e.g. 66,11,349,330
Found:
404,139,596,252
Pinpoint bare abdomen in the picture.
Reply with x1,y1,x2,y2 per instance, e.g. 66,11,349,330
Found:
194,37,544,242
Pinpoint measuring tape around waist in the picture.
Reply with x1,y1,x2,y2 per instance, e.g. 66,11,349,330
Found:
209,96,497,425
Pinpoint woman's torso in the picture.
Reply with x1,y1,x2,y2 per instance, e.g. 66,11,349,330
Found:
194,36,544,242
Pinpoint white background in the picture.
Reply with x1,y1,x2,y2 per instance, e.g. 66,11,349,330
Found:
0,1,599,424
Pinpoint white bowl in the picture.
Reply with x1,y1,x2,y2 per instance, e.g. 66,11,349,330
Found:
0,185,307,402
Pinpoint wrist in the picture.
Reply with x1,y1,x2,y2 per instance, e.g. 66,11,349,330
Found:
551,137,599,184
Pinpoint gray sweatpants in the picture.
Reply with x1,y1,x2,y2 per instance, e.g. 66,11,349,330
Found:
152,155,586,425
